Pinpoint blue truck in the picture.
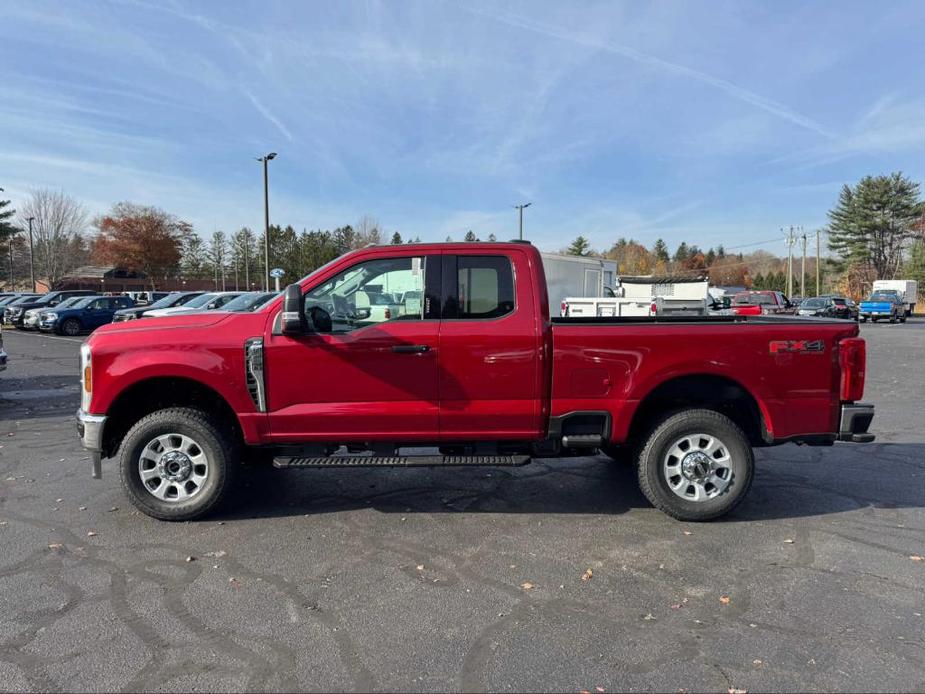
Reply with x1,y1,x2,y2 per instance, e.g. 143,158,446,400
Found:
859,290,906,323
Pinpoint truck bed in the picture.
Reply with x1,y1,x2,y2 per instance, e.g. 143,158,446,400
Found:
550,315,860,444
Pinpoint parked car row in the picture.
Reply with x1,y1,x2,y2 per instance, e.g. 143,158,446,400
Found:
0,290,279,336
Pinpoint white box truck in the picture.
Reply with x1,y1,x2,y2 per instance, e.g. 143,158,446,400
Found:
872,280,918,316
541,253,617,315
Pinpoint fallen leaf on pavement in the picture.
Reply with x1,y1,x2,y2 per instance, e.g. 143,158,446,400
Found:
728,688,747,694
520,581,534,591
910,555,924,562
682,530,692,536
86,530,97,537
720,595,731,605
416,564,425,571
48,543,63,550
186,556,195,562
783,539,795,544
643,613,656,621
581,568,593,581
204,550,227,558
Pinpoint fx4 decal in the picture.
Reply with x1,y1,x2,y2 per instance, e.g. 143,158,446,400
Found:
769,339,825,354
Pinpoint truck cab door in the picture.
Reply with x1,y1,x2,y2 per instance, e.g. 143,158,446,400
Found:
436,250,544,439
264,252,442,443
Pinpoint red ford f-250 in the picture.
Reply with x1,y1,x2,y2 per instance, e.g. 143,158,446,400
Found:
76,242,874,522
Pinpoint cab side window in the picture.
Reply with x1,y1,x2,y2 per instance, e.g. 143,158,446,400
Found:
304,256,428,333
453,256,514,320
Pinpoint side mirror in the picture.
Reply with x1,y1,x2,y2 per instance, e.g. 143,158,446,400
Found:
281,284,306,335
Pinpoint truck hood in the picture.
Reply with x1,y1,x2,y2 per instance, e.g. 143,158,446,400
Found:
93,311,233,335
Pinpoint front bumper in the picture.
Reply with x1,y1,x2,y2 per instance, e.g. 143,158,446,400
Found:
22,315,40,329
76,409,107,478
39,319,57,331
839,403,875,443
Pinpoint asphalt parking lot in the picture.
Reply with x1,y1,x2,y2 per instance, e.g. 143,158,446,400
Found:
1,322,923,693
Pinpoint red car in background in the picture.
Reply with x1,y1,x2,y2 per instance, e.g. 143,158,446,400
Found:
732,290,795,316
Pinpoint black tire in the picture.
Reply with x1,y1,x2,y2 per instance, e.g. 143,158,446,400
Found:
61,318,81,336
118,407,240,521
636,409,754,521
889,313,896,323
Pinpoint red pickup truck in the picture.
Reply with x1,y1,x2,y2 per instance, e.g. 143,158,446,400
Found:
732,290,794,316
76,242,874,522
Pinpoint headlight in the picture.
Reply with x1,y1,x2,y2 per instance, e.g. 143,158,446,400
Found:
80,343,92,411
41,312,55,320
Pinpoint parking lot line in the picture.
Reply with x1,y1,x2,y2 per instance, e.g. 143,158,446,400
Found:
3,329,85,344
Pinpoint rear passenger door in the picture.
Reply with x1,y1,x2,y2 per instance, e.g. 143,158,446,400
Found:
437,251,543,439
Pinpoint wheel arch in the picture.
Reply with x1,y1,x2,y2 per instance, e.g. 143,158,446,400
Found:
101,376,244,458
625,373,771,447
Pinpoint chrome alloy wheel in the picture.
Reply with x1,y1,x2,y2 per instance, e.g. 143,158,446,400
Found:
138,433,209,502
662,433,732,502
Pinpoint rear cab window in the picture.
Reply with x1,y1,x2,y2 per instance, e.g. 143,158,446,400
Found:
443,255,515,320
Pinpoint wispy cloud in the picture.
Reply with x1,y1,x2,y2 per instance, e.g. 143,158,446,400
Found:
242,89,294,142
463,5,834,140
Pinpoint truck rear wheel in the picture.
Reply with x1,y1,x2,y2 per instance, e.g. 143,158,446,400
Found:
636,409,754,521
118,407,239,521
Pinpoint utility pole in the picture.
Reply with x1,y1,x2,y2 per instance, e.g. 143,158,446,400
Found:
514,203,531,240
8,237,13,292
26,216,35,291
800,227,807,298
816,230,821,295
257,153,278,291
784,226,796,298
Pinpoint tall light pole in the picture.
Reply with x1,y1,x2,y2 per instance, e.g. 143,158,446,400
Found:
784,226,796,298
800,228,807,298
514,203,531,240
26,216,35,291
256,152,277,291
816,230,821,295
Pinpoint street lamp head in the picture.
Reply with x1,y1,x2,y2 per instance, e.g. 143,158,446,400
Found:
266,152,277,160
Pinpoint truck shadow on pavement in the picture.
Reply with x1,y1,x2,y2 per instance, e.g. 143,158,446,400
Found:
219,442,924,523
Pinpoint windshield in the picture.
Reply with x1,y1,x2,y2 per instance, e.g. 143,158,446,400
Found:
9,296,36,307
868,292,896,302
52,297,91,310
802,299,825,308
181,293,220,309
0,295,27,307
146,292,196,309
734,293,773,305
220,292,278,312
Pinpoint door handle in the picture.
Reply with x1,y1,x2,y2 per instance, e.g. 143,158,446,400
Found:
392,344,431,354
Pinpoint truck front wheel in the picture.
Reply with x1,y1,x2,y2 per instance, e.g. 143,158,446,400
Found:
119,407,239,521
636,409,754,521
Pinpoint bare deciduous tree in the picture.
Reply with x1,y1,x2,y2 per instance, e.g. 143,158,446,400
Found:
354,215,382,247
18,189,88,287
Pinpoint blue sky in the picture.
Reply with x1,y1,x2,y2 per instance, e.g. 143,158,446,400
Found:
2,1,924,254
